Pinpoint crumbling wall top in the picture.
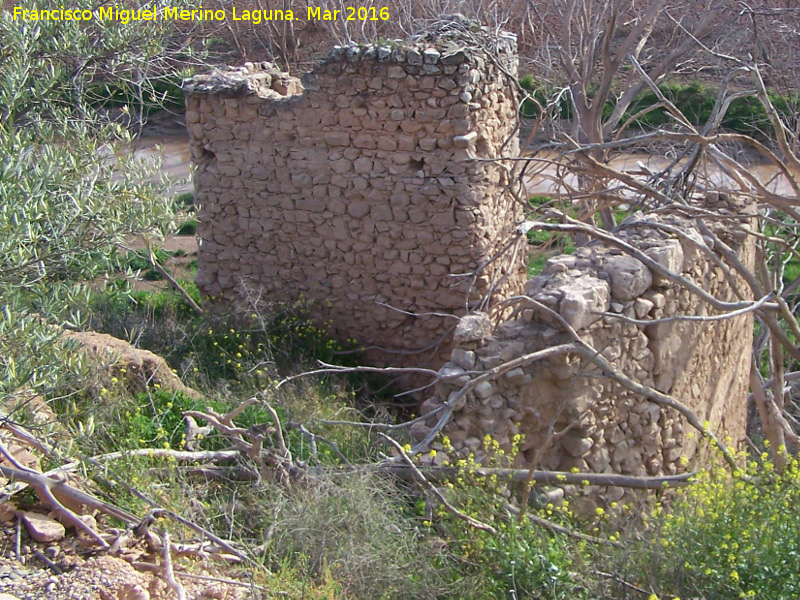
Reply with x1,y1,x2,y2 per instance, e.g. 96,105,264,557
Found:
184,15,517,97
318,15,517,67
184,61,301,97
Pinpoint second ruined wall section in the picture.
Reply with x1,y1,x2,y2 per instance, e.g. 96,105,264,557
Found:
416,196,755,495
186,29,526,366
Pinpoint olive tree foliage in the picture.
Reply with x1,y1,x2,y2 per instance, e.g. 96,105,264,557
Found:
0,1,196,405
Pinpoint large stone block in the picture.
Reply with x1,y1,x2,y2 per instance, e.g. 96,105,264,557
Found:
604,256,653,300
559,276,610,331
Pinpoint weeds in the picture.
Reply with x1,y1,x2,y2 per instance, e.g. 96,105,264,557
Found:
428,435,591,599
25,282,800,599
633,449,800,599
263,471,448,599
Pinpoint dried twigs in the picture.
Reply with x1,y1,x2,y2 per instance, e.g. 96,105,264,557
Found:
0,461,130,548
0,437,140,528
290,422,352,467
411,344,577,454
517,217,778,313
183,400,269,460
505,503,622,547
184,397,304,486
383,465,697,490
162,531,187,600
277,362,440,389
516,419,573,522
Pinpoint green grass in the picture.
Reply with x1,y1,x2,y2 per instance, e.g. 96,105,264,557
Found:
526,194,578,276
120,248,172,280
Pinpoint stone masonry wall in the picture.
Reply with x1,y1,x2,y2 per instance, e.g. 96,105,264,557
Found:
185,20,526,367
417,196,755,495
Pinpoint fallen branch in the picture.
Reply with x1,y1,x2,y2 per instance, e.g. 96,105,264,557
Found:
103,480,259,570
93,448,241,464
175,571,265,591
383,465,696,489
0,460,137,548
277,362,440,389
379,433,497,535
504,503,622,547
162,531,187,600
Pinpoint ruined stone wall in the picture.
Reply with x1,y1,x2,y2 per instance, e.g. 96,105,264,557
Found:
185,21,526,367
417,197,755,495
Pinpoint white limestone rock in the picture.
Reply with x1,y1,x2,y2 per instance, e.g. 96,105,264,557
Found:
645,239,684,286
559,276,610,331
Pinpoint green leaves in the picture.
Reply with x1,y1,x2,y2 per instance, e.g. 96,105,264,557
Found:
0,0,187,408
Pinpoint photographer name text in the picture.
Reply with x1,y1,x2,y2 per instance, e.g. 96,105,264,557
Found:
13,5,390,24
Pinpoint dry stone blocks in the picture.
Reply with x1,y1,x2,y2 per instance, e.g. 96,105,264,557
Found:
185,18,525,367
418,195,755,489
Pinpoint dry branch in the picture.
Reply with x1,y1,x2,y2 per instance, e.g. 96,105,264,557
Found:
0,460,138,547
383,465,696,489
505,503,622,547
162,531,187,600
379,433,497,535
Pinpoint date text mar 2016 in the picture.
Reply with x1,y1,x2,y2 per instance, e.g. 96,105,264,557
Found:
308,6,390,21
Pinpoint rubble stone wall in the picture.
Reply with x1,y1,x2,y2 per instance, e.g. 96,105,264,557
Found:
185,21,526,367
186,21,756,488
418,196,755,494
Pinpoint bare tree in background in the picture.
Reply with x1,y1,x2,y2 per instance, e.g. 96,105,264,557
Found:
520,0,729,227
513,0,800,471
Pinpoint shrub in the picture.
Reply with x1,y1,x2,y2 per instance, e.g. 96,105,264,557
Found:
0,0,181,407
235,471,449,599
432,435,592,599
637,451,800,599
177,218,197,236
